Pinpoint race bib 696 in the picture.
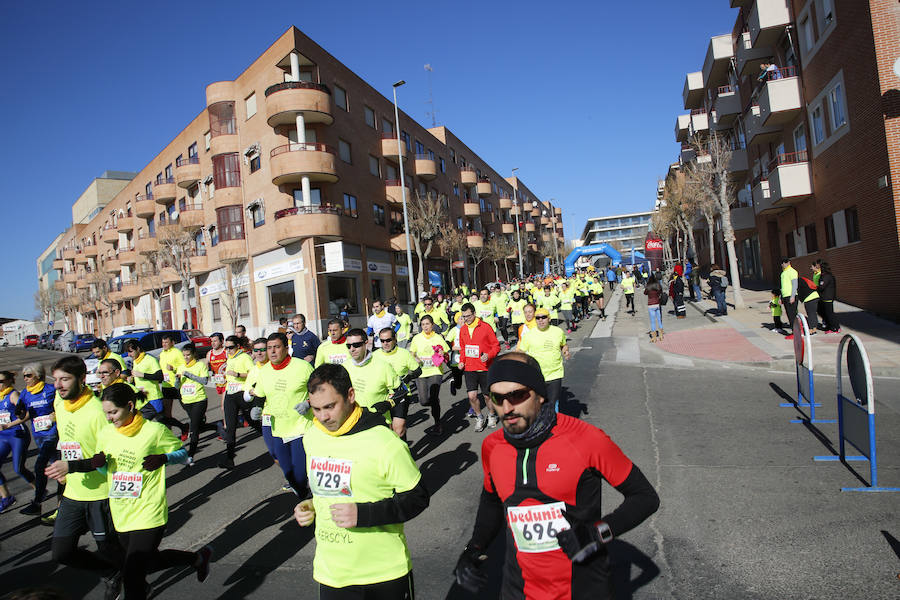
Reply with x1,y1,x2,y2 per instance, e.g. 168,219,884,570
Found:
506,502,570,553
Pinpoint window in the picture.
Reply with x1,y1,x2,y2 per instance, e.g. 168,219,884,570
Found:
401,131,411,152
390,209,403,234
440,158,445,173
368,155,380,177
793,123,807,153
805,223,818,253
364,106,376,128
245,93,257,119
373,203,385,226
386,164,398,180
327,276,358,315
381,117,393,135
216,205,245,241
810,105,825,144
820,0,834,27
415,140,425,155
204,131,211,151
145,182,152,196
211,298,221,322
164,164,173,181
251,203,265,227
453,182,459,197
828,84,846,130
338,139,352,163
188,142,198,158
457,217,463,230
334,85,347,110
208,101,236,137
800,17,814,52
236,291,250,317
825,215,836,248
293,188,322,207
268,281,296,322
249,155,261,173
785,232,796,257
212,153,241,188
343,193,358,217
845,206,860,243
209,226,218,246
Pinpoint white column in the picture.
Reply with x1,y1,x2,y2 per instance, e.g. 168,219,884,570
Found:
301,176,311,207
295,111,310,206
290,52,300,82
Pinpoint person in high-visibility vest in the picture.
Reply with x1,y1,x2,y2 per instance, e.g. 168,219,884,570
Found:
621,270,636,315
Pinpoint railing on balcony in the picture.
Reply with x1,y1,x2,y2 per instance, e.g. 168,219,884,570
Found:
690,108,707,115
414,154,433,161
716,85,736,97
138,231,157,239
768,150,808,172
265,81,330,97
135,193,154,202
381,132,399,140
155,177,175,186
270,142,336,157
176,156,200,167
274,204,348,219
384,179,406,187
763,65,797,81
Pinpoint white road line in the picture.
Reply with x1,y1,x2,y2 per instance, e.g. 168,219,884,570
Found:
590,288,622,338
615,337,640,363
662,354,694,366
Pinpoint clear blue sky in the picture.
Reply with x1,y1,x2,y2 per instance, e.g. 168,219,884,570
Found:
0,0,738,318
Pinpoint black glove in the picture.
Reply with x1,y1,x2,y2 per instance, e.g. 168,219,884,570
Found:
89,452,107,469
142,454,167,471
14,402,27,419
557,510,608,563
454,545,488,594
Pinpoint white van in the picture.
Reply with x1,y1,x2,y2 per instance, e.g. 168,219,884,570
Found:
55,331,75,351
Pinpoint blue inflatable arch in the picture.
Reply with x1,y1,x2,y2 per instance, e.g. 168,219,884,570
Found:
564,244,645,276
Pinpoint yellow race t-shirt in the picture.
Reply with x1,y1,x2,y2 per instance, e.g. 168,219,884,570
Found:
342,357,400,411
158,346,185,387
408,332,450,378
132,353,163,407
519,325,567,381
55,390,109,501
225,351,254,395
375,346,419,379
255,358,315,439
315,340,350,367
177,359,209,404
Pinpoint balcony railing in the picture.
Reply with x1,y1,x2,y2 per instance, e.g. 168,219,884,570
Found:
768,150,808,172
762,65,797,81
265,81,330,97
155,177,175,186
270,142,335,157
716,85,736,97
381,133,399,140
136,194,154,202
176,156,200,167
384,179,406,187
274,204,347,219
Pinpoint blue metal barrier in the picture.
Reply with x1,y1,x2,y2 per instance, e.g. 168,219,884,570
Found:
781,314,834,424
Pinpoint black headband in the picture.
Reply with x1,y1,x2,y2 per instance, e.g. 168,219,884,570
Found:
487,359,547,399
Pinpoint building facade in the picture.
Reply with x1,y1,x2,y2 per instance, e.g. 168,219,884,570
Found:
670,0,900,317
578,211,653,258
45,27,565,337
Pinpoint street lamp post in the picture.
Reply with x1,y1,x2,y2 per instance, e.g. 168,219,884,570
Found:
511,167,524,278
392,80,416,303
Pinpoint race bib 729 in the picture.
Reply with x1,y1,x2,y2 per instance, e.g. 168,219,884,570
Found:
309,457,352,497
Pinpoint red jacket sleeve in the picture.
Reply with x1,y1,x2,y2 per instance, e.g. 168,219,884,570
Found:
481,322,500,362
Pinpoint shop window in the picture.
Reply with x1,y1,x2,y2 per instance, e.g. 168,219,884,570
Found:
327,276,358,315
268,281,296,322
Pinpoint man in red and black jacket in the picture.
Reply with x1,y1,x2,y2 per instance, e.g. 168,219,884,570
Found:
458,302,501,432
454,353,659,599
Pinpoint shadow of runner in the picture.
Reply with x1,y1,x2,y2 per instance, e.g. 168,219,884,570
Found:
443,531,506,599
1,560,98,599
418,443,478,496
410,400,470,462
608,539,661,599
558,387,588,419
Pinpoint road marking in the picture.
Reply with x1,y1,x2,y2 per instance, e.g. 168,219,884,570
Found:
615,337,640,363
591,288,622,338
662,354,694,366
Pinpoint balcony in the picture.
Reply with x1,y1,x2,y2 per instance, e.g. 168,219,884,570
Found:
76,276,88,290
530,206,541,217
476,179,492,197
154,179,177,204
384,180,411,206
104,259,120,274
499,197,512,209
542,232,552,242
209,132,239,156
175,156,201,188
118,248,137,265
64,270,77,283
758,67,802,127
136,234,158,254
108,283,124,304
728,147,749,179
510,205,522,216
178,207,205,229
102,227,119,244
414,155,437,180
75,252,87,265
689,109,709,136
502,223,515,234
460,167,477,186
121,280,141,300
744,104,782,146
711,86,741,128
270,143,338,185
274,205,348,245
675,114,691,142
768,151,812,206
63,248,77,260
554,207,562,216
160,267,180,285
735,31,773,78
463,202,481,217
528,243,538,252
525,222,536,232
752,179,775,214
466,232,484,248
702,34,734,90
212,186,243,210
189,252,211,274
682,71,704,110
52,258,64,270
54,280,65,291
265,81,333,127
381,134,407,163
730,206,756,232
116,216,135,232
135,196,156,218
680,144,696,164
748,0,791,48
216,238,247,263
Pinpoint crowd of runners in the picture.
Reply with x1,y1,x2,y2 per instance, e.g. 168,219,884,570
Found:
0,269,659,599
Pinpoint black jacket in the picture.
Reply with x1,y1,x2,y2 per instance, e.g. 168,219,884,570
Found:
818,272,836,302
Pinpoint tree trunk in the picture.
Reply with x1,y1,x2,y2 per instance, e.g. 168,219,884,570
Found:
705,214,716,265
493,260,500,282
412,236,426,299
448,256,455,289
503,259,510,282
718,179,745,309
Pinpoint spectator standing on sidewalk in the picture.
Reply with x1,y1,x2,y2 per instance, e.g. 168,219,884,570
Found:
684,261,694,301
780,258,799,339
814,261,840,333
708,265,728,316
644,275,664,342
690,261,702,301
798,272,820,334
769,290,784,332
669,265,686,319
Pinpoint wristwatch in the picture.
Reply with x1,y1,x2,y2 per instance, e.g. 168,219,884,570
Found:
596,521,613,544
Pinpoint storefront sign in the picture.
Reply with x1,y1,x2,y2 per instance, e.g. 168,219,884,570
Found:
323,242,362,273
397,266,409,276
199,275,249,297
254,258,304,283
367,262,393,275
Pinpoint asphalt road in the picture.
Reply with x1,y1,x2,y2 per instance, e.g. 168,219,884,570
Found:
0,315,898,599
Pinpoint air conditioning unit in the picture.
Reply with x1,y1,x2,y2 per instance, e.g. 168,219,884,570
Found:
243,143,260,157
203,175,214,185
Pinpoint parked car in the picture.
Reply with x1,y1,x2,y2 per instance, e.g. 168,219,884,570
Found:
55,331,76,352
48,332,63,350
23,335,40,348
185,329,212,356
39,330,62,349
0,338,8,347
71,334,97,352
106,329,192,370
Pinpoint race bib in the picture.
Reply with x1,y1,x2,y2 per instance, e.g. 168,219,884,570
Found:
465,345,480,359
506,502,570,553
309,457,353,497
262,414,272,427
33,415,53,432
59,441,83,461
512,310,523,317
109,472,143,499
213,374,226,386
329,354,346,364
226,382,242,394
0,412,9,426
422,357,434,367
181,382,197,396
480,311,492,319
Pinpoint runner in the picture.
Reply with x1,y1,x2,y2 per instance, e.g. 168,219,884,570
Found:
506,290,528,348
44,356,123,599
315,319,350,367
472,288,498,332
375,328,422,440
518,308,570,412
515,303,538,349
219,335,260,469
295,363,429,599
419,296,451,334
367,299,397,349
453,353,659,599
394,304,413,348
589,276,606,320
341,329,404,435
537,285,561,326
176,343,218,464
408,316,450,436
558,281,577,333
97,359,131,391
491,286,510,347
458,303,501,432
125,340,185,434
622,269,636,315
206,332,228,399
252,333,315,496
64,383,213,599
0,371,34,512
158,333,186,429
17,363,59,516
90,340,127,371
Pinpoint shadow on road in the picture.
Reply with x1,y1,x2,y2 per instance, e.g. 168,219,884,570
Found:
559,386,588,418
419,442,478,496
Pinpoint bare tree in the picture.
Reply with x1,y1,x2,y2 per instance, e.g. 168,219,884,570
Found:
138,255,168,328
651,207,675,266
34,286,62,329
437,226,466,290
485,236,507,282
85,270,117,337
407,191,447,298
692,132,745,309
662,170,698,262
218,262,247,330
468,243,488,289
157,221,198,328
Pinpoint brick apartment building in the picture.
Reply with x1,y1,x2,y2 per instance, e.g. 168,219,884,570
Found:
671,0,900,318
47,26,564,337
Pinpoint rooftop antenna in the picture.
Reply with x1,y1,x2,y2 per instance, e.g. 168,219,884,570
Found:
424,64,438,127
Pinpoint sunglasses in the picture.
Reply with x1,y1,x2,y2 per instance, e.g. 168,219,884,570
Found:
346,341,366,349
23,373,36,378
490,388,532,406
253,348,266,352
536,315,550,320
379,338,394,343
97,370,113,376
225,345,237,350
